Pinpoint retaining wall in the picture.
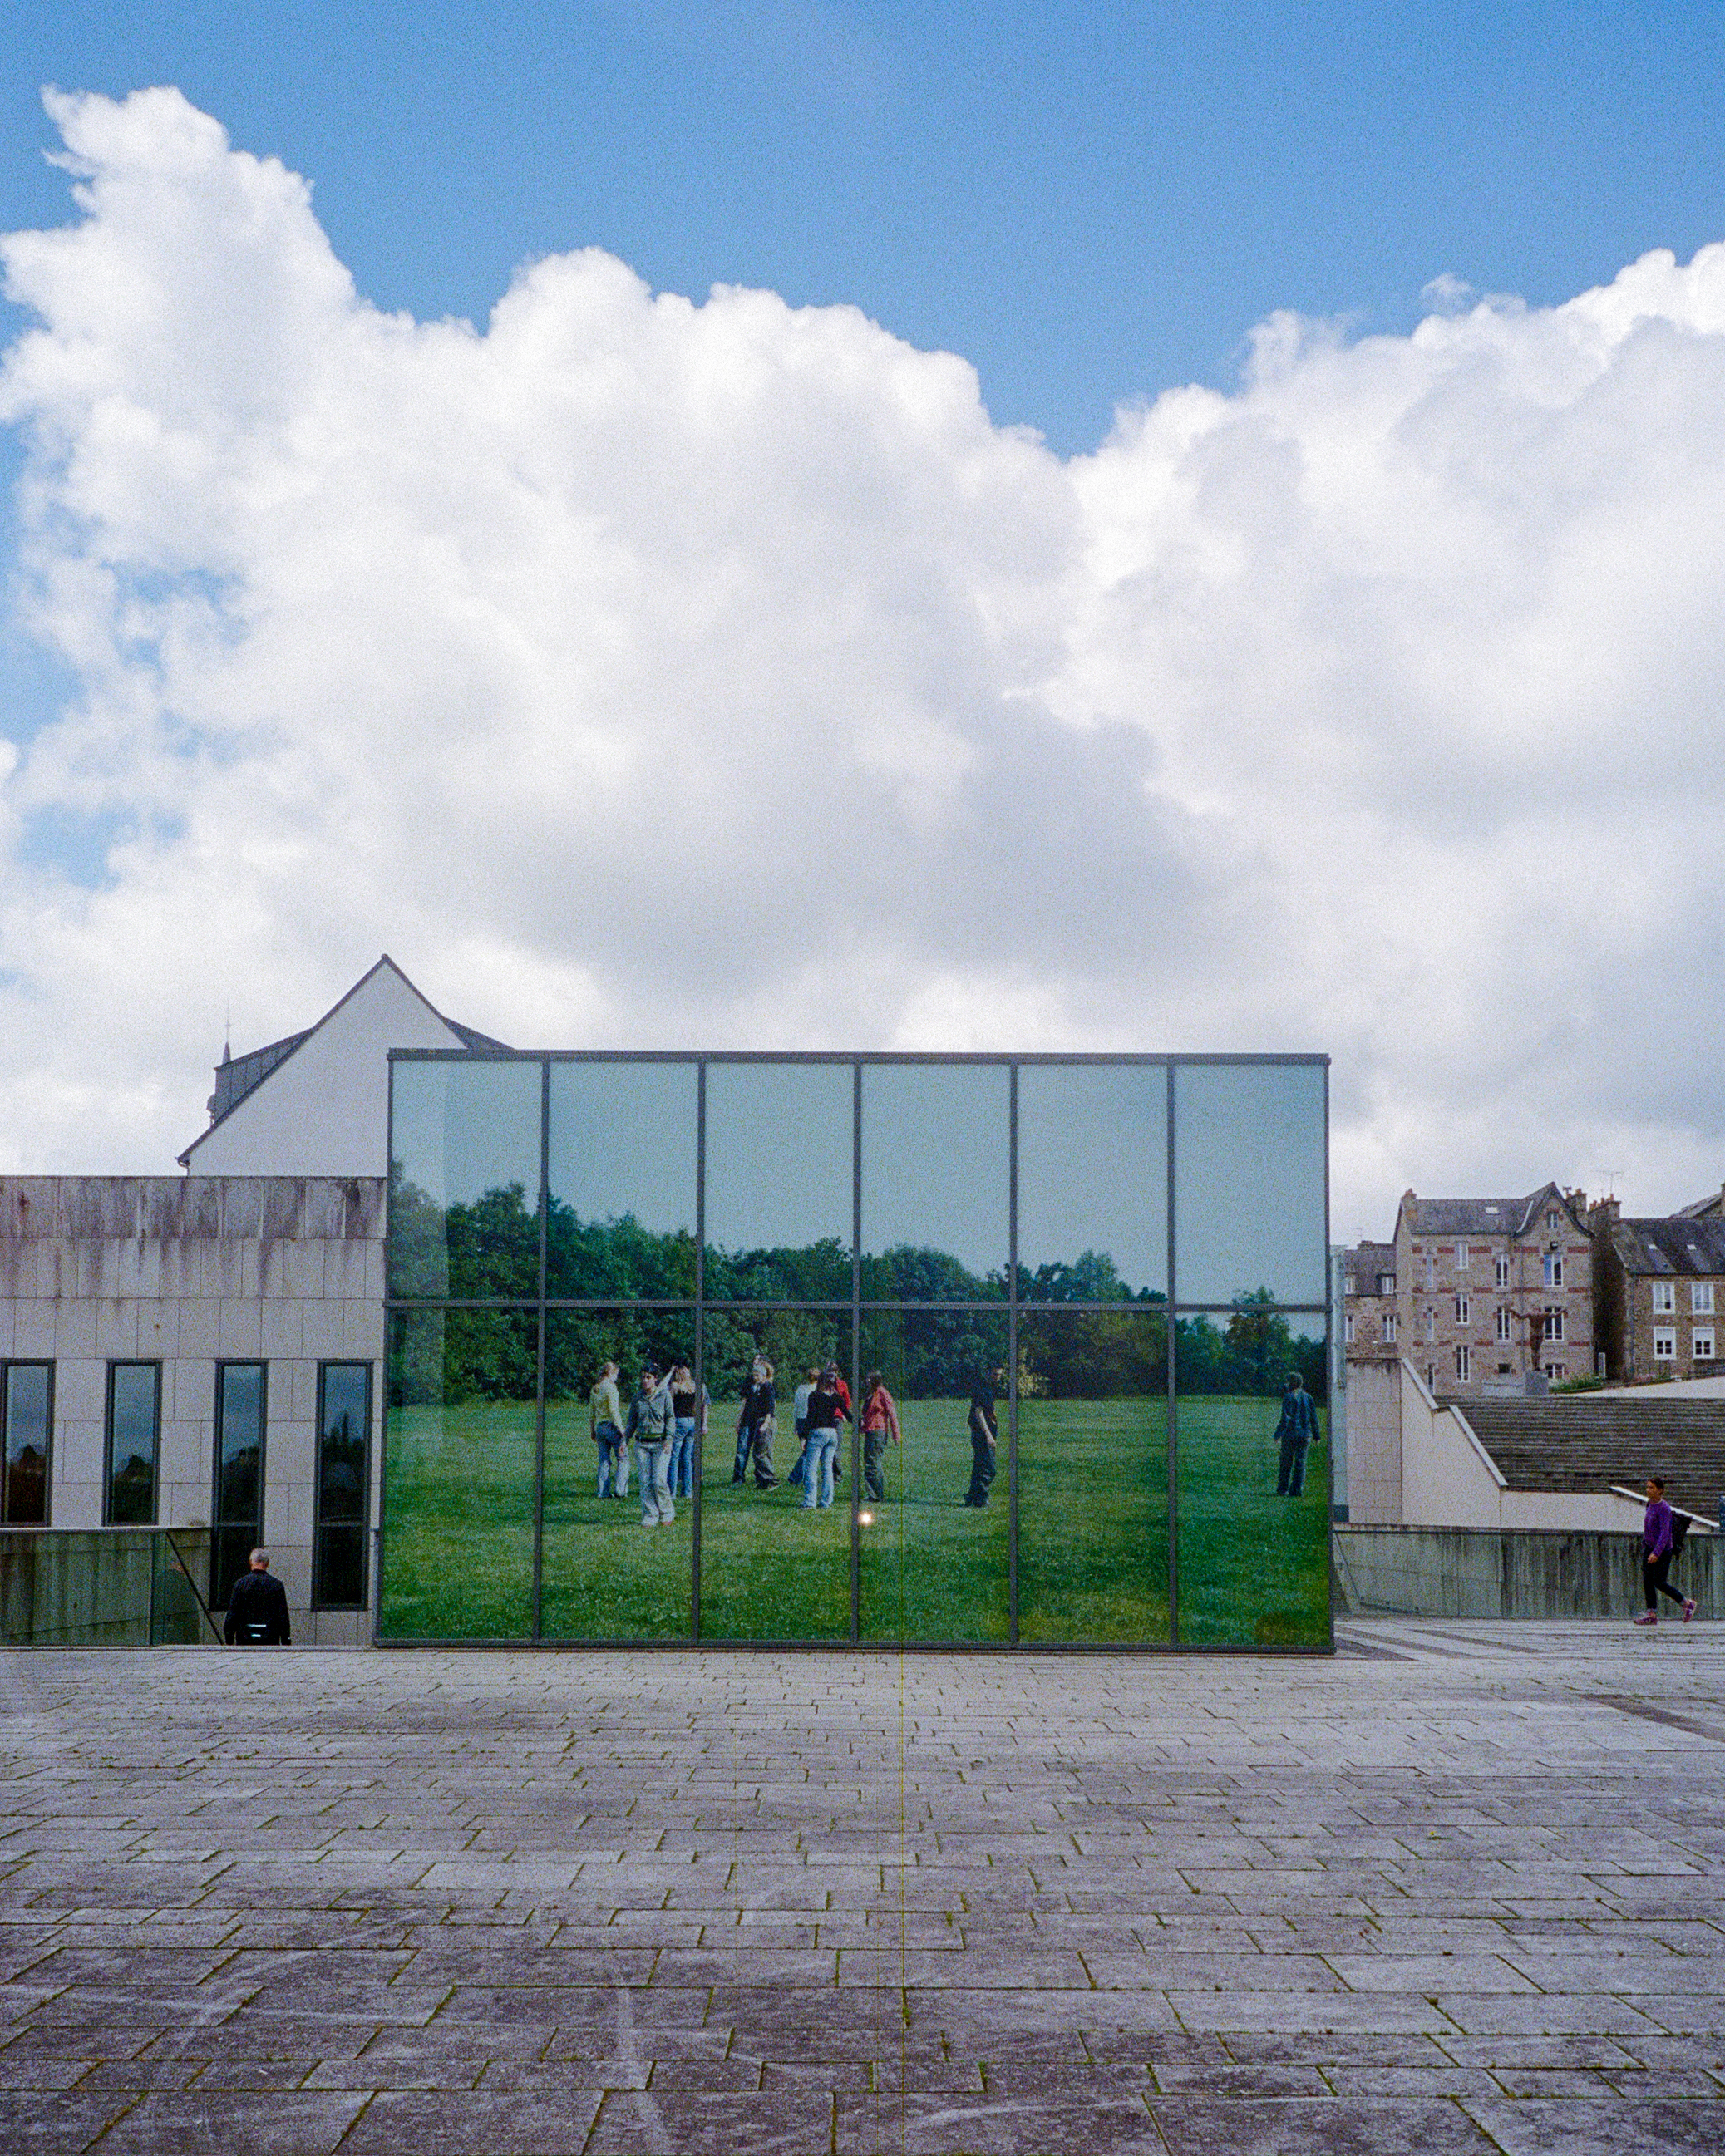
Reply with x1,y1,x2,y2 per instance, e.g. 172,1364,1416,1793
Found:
1333,1523,1723,1621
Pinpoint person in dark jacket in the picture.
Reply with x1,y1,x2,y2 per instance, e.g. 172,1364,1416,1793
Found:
964,1372,999,1507
224,1549,292,1644
1634,1475,1696,1626
1274,1374,1319,1497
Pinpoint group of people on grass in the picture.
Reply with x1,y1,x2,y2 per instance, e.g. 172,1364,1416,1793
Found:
587,1354,1004,1524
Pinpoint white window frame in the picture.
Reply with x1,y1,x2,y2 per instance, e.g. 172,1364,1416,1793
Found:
1693,1329,1716,1362
1343,1312,1355,1346
1543,1308,1564,1342
1691,1282,1715,1317
1455,1243,1470,1272
1454,1293,1470,1324
1654,1327,1677,1361
1382,1313,1397,1345
1542,1250,1563,1288
1495,1253,1511,1287
1652,1281,1675,1315
1495,1306,1512,1343
1454,1343,1471,1384
1378,1272,1396,1296
1544,1361,1565,1381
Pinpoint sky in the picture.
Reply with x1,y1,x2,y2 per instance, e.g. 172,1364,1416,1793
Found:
2,2,1724,1242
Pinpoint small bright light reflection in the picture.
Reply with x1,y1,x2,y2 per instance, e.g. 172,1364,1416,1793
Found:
858,1510,875,1526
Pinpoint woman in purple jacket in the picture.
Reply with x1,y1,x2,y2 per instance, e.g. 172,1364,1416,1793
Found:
1634,1475,1696,1626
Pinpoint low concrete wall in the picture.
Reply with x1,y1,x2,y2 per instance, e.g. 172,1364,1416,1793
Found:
0,1528,216,1646
1333,1523,1724,1621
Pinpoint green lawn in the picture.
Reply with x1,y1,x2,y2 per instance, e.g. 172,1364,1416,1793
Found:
379,1393,1330,1647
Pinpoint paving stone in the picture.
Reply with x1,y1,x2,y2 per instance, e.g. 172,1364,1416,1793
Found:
1,1623,1723,2147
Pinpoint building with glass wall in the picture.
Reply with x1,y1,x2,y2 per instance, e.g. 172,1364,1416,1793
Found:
384,1051,1331,1649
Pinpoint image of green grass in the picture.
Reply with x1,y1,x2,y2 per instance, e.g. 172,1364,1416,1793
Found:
1017,1395,1169,1643
697,1429,853,1640
1175,1395,1331,1647
858,1397,1008,1641
380,1402,535,1639
540,1405,692,1640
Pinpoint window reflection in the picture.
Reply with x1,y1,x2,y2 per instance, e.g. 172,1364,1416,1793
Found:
860,1065,1008,1300
704,1063,852,1299
542,1309,696,1639
547,1062,697,1298
388,1060,542,1300
1175,1314,1329,1647
1173,1064,1326,1307
381,1307,537,1639
1018,1064,1166,1302
697,1310,852,1640
856,1310,1009,1641
1017,1309,1168,1643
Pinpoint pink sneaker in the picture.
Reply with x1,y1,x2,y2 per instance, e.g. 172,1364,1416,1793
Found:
1683,1598,1697,1622
1633,1612,1657,1627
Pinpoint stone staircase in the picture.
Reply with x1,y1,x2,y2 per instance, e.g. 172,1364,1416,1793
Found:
1445,1395,1725,1517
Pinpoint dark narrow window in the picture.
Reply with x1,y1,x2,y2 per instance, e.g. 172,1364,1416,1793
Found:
315,1363,371,1609
212,1363,266,1612
2,1362,52,1525
106,1363,160,1524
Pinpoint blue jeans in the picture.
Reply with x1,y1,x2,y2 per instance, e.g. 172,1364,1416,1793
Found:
594,1420,626,1498
669,1419,697,1499
638,1438,673,1523
801,1426,838,1509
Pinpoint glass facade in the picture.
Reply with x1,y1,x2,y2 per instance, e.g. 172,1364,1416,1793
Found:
315,1363,372,1609
2,1363,52,1526
106,1362,160,1526
384,1054,1329,1648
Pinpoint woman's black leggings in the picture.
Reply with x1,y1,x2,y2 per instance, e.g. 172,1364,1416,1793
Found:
1644,1553,1685,1610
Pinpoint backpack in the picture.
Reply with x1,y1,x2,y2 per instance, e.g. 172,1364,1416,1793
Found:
1670,1509,1691,1558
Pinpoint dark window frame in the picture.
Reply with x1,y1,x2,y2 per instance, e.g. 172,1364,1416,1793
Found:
104,1361,161,1526
2,1359,54,1526
314,1361,373,1610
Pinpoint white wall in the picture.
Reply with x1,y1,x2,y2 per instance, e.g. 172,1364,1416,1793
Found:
183,962,464,1179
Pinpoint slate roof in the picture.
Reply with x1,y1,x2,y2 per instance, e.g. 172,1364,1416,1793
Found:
1341,1242,1396,1294
1450,1395,1725,1517
195,957,508,1140
1678,1187,1724,1220
1609,1218,1725,1280
1401,1184,1582,1239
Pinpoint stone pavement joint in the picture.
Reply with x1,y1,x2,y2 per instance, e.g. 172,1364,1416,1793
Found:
0,1620,1722,2151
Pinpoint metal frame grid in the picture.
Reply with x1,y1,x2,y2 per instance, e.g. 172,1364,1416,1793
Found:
380,1051,1332,1652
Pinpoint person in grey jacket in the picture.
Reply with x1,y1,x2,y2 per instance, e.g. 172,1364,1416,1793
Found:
1274,1373,1319,1498
625,1364,678,1525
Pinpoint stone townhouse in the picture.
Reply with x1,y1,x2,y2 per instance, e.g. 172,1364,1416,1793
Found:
1338,1240,1399,1361
1390,1184,1594,1395
1589,1198,1725,1382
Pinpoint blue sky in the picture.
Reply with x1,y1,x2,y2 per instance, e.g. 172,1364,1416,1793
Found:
2,0,1723,452
2,4,1725,1223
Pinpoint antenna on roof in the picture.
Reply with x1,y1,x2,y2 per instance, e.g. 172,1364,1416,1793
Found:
1603,1167,1622,1199
221,1001,231,1066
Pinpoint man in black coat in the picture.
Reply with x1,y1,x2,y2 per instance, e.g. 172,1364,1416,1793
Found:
224,1548,292,1644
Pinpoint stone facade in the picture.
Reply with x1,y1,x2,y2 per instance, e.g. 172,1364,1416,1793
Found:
1338,1239,1398,1362
1589,1199,1725,1383
0,1177,384,1643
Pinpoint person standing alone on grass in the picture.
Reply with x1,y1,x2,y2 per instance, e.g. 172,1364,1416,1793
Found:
1634,1475,1697,1626
224,1549,291,1645
734,1356,778,1488
1274,1371,1318,1498
860,1369,901,1503
964,1371,998,1507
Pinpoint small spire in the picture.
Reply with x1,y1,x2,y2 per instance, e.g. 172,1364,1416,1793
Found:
221,1001,231,1065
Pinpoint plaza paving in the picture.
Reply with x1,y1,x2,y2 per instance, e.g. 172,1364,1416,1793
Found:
1,1624,1723,2154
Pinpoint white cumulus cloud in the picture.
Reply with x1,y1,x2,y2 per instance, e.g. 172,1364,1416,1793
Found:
2,86,1724,1238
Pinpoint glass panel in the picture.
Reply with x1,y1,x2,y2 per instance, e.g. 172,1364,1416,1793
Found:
542,1311,695,1639
697,1310,852,1640
315,1364,371,1608
1175,1312,1330,1647
1172,1063,1327,1307
3,1365,51,1526
388,1060,543,1299
1017,1310,1169,1643
860,1065,1008,1300
1018,1065,1167,1302
212,1363,265,1612
546,1062,697,1298
106,1364,159,1525
380,1308,537,1639
704,1063,853,1299
856,1311,1009,1642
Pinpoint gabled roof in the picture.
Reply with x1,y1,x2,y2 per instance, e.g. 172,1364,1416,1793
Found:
1400,1183,1583,1240
180,955,508,1166
1340,1242,1396,1292
1610,1217,1725,1280
1678,1187,1724,1220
